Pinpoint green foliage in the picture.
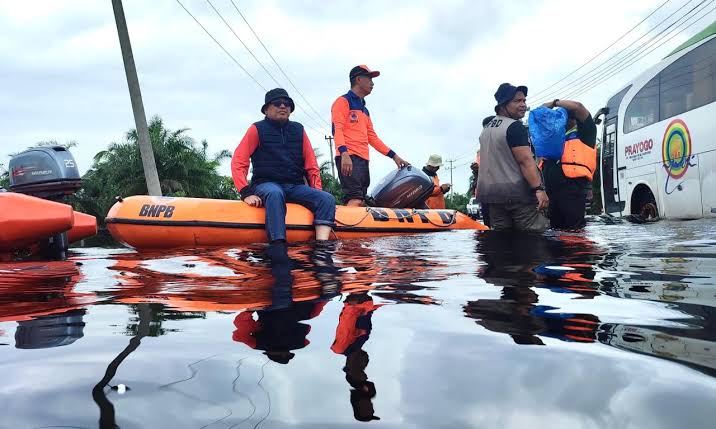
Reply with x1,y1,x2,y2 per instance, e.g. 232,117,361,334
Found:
72,116,238,222
0,163,9,189
445,192,470,213
314,149,344,203
319,160,344,203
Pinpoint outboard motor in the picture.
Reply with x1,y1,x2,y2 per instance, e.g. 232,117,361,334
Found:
9,146,83,259
370,166,434,208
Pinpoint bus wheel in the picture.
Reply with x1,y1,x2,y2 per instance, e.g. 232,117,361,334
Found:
631,185,659,221
639,201,658,220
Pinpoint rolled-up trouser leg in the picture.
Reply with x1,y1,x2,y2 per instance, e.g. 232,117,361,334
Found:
283,184,336,229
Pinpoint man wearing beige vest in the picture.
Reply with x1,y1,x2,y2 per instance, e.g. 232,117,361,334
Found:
476,83,549,232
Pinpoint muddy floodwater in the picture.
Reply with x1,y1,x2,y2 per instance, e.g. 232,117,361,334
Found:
1,218,716,428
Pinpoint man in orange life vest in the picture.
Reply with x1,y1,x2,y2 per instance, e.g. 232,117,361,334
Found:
422,154,451,209
540,99,597,229
331,65,410,206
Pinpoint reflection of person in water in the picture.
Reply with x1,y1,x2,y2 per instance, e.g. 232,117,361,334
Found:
232,242,330,364
331,292,383,422
468,231,601,344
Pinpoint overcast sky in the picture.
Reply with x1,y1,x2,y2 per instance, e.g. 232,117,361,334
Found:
2,0,714,194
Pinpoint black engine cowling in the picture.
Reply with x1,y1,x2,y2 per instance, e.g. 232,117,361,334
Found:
370,166,434,208
9,146,82,199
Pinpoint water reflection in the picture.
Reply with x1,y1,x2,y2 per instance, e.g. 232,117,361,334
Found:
232,242,332,364
15,309,86,349
2,222,716,427
470,227,716,376
332,292,383,422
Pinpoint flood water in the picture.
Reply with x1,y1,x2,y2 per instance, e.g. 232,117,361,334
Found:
2,219,716,428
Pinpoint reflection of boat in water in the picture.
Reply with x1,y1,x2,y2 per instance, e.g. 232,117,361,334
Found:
105,195,486,250
14,309,87,349
106,243,442,312
0,260,94,349
0,261,94,323
599,323,716,377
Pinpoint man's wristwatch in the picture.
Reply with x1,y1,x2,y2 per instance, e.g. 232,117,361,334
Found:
531,184,545,193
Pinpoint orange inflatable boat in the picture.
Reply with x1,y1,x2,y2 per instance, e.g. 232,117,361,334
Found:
106,195,487,249
0,192,98,257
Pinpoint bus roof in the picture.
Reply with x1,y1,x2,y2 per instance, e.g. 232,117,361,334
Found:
667,19,716,58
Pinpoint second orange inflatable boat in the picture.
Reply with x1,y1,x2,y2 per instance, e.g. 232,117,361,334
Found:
106,195,487,249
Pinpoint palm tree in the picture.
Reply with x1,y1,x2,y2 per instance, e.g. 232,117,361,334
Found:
72,116,238,221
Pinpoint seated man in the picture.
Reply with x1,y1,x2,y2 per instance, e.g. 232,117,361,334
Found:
422,154,450,209
231,88,336,242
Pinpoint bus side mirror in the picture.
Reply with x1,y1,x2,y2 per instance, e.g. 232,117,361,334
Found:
593,107,609,125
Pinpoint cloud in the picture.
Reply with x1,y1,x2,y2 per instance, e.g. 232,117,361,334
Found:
1,0,708,196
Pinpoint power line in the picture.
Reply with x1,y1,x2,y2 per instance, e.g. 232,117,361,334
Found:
175,0,265,91
205,0,329,132
175,0,327,135
567,2,716,100
561,0,712,100
229,0,332,129
533,0,704,105
530,0,672,100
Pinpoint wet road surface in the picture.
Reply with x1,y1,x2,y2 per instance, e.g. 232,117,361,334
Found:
1,218,715,428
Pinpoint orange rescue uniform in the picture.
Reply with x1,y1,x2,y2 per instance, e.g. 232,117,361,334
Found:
331,90,395,161
425,175,446,209
561,128,597,180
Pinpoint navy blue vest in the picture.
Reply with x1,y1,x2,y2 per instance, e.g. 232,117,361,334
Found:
251,119,305,185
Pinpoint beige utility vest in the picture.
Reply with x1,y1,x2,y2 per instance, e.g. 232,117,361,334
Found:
476,116,535,205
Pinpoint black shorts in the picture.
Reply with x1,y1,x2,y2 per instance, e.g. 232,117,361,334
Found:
336,155,370,204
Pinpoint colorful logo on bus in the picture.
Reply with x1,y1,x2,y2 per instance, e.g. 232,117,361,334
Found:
661,119,692,179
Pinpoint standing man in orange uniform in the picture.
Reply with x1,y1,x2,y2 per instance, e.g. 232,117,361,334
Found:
331,65,409,206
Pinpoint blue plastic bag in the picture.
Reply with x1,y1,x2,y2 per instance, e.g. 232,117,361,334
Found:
528,106,568,160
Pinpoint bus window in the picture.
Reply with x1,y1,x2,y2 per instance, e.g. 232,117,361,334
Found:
624,76,659,133
660,36,716,120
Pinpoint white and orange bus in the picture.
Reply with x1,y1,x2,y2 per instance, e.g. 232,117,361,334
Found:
596,22,716,220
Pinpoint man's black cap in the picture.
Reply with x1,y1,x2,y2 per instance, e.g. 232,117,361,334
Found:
261,88,295,114
494,83,528,108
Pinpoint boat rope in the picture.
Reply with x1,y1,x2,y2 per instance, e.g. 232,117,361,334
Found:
333,208,459,228
333,208,372,227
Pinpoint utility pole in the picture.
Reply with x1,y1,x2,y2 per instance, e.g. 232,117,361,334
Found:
112,0,162,196
324,135,336,177
445,158,457,201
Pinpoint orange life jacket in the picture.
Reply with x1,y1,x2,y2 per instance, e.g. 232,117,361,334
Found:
561,128,596,180
425,175,446,209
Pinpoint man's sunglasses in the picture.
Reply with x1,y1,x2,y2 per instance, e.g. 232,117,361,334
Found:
270,98,293,108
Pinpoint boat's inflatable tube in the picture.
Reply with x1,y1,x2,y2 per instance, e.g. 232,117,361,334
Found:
0,193,74,251
106,195,487,249
68,211,98,243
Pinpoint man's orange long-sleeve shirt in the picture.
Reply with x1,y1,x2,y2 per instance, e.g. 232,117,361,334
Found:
331,90,395,161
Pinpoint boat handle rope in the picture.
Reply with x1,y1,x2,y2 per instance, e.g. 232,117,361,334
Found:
334,209,373,227
333,208,458,228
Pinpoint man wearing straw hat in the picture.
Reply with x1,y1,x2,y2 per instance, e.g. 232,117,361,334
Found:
422,154,451,209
